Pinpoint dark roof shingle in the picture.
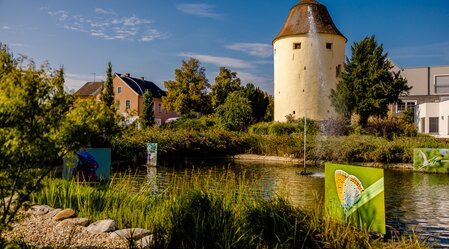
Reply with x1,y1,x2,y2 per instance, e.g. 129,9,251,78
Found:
116,73,165,98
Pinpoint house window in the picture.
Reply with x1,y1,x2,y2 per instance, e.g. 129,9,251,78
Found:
158,103,162,113
326,43,333,49
293,43,301,50
125,100,130,110
421,118,425,133
118,87,122,94
429,117,439,133
435,75,449,94
395,100,416,113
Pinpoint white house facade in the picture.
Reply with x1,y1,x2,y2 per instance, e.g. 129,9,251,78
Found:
416,100,449,138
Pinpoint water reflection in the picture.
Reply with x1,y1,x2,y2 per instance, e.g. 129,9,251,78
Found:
115,159,449,246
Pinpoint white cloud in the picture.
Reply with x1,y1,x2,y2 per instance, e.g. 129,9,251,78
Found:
176,4,222,18
179,52,253,69
65,73,105,91
45,8,166,42
95,8,116,15
1,26,10,30
48,10,69,21
226,43,273,58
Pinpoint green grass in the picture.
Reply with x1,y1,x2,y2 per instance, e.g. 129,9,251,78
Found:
30,173,429,249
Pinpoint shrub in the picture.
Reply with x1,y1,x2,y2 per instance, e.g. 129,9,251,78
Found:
363,117,418,139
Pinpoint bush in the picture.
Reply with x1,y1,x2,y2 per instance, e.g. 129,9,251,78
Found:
363,117,418,139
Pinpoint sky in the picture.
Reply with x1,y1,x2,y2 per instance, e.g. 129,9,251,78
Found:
1,0,449,94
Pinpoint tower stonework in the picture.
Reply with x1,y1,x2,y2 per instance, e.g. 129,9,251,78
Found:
273,0,346,122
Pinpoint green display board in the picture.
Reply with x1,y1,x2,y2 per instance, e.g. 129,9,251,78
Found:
325,163,385,234
63,148,111,180
413,148,449,173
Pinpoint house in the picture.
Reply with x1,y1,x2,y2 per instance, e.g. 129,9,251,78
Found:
416,100,449,138
112,73,178,125
391,64,449,116
389,64,449,137
74,81,103,101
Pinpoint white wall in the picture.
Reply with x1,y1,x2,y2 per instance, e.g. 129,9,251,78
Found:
416,100,449,138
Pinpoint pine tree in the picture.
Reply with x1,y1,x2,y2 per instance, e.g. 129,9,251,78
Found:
101,62,115,109
330,35,411,125
140,90,155,128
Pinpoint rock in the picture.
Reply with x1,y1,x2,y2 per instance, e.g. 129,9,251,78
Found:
56,218,90,227
44,208,62,219
110,228,151,240
52,208,76,221
136,235,154,249
86,219,117,234
29,205,54,215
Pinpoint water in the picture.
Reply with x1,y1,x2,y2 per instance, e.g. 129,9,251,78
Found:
117,159,449,247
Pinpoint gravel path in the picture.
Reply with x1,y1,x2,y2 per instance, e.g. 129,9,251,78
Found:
4,211,128,249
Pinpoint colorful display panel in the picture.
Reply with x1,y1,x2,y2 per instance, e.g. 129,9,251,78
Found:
325,163,386,234
413,148,449,173
63,148,111,180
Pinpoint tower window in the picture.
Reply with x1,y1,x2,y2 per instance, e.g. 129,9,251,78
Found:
336,64,342,78
293,43,301,50
326,43,333,49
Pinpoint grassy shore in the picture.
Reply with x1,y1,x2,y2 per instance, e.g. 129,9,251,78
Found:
30,173,429,249
113,127,449,166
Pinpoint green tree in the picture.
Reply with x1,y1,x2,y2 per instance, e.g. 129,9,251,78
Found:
330,35,411,125
100,61,115,109
240,83,269,123
215,92,252,131
264,94,274,122
59,98,120,149
0,45,78,239
210,67,241,109
163,58,211,115
140,90,155,128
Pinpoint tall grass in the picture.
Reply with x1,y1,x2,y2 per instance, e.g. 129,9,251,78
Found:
31,173,429,249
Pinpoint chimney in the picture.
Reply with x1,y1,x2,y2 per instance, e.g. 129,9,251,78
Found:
125,72,130,77
140,76,145,81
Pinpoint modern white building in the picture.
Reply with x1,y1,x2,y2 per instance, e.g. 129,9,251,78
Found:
392,64,449,116
416,100,449,138
273,0,346,122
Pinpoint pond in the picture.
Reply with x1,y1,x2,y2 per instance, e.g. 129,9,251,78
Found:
116,158,449,247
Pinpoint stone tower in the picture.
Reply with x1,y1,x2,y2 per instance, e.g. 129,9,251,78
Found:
273,0,346,122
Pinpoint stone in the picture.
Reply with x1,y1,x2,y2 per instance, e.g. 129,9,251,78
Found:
29,205,54,215
56,218,89,227
86,219,117,234
52,208,76,221
110,228,151,240
44,208,62,219
136,235,154,249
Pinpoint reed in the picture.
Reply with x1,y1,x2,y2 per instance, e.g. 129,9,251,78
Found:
31,173,429,249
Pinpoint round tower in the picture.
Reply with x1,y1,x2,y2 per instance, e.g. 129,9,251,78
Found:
273,0,346,122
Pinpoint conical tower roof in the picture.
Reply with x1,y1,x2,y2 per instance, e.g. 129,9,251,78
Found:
273,0,346,44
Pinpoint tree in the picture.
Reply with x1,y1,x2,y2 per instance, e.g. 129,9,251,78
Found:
240,83,270,123
140,90,155,128
0,45,79,240
210,67,241,109
100,61,115,109
330,35,411,125
163,58,211,115
215,92,252,131
264,94,274,122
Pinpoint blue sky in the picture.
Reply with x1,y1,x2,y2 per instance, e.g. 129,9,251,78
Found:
1,0,449,94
